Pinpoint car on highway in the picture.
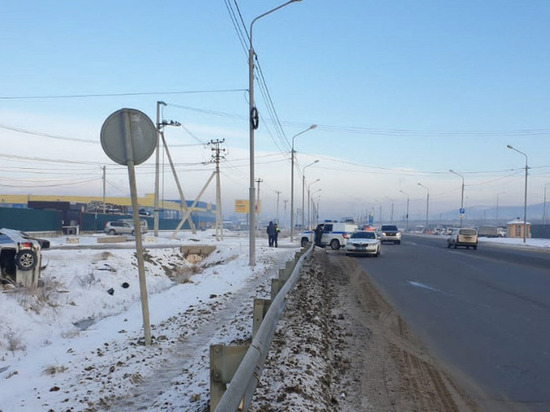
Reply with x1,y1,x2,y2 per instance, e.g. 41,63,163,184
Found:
345,231,381,257
379,225,402,244
0,228,50,284
447,228,478,249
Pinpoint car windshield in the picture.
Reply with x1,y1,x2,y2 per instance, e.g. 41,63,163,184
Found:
352,231,376,239
381,226,398,231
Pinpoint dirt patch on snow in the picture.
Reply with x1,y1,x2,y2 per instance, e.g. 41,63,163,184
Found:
250,247,479,411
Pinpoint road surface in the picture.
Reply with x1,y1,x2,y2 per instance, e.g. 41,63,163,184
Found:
355,235,550,412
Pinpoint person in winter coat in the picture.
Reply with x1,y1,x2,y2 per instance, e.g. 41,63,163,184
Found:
266,221,276,247
314,224,324,246
273,223,280,247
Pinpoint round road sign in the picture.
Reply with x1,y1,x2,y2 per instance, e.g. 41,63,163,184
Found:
100,108,157,166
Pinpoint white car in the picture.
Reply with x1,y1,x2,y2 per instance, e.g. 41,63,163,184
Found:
345,231,381,257
447,228,478,250
0,228,49,285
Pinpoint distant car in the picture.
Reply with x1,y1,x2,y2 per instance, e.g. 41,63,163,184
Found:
121,219,149,234
0,228,49,283
345,231,381,257
379,225,402,244
104,220,148,236
447,228,478,249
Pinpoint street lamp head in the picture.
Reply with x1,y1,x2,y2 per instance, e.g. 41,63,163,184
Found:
309,124,318,130
314,159,319,164
506,144,514,149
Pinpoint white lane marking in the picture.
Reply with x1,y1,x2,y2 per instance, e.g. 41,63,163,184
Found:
407,281,447,294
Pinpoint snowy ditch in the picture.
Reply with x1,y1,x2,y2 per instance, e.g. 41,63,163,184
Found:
0,232,302,411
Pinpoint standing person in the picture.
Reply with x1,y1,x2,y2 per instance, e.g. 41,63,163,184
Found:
273,223,280,247
314,224,324,247
266,221,276,247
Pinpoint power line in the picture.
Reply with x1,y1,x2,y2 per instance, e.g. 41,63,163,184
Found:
0,89,248,100
0,123,96,143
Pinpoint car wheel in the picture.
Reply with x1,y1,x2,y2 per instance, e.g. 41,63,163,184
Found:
447,243,451,248
131,230,135,236
15,249,38,271
454,244,458,249
330,239,340,250
474,245,477,250
108,229,116,235
301,237,308,247
396,241,401,245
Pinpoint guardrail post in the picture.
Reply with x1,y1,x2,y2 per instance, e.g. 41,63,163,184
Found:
210,344,249,411
253,298,271,338
271,278,286,300
279,267,289,282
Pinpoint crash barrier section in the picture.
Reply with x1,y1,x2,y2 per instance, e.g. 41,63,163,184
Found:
210,241,314,411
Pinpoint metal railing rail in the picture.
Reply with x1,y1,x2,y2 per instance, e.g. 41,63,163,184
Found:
213,243,314,411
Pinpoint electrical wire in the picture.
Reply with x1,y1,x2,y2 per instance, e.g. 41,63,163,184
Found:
0,89,247,100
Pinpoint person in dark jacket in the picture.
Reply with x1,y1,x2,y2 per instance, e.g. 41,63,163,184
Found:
266,221,276,247
314,224,324,246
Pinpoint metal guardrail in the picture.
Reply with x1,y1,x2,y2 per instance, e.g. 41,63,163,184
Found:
211,242,314,411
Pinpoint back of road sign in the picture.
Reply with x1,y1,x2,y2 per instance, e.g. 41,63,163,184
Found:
100,108,157,166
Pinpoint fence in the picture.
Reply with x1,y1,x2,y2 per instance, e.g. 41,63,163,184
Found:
210,242,314,411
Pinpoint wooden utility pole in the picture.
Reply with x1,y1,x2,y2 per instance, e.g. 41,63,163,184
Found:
210,139,226,241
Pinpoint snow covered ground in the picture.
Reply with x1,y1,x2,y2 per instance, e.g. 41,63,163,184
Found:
1,230,548,411
0,230,300,411
477,236,550,249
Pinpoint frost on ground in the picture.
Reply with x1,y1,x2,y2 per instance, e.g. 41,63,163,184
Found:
0,232,299,411
1,233,483,411
249,248,478,412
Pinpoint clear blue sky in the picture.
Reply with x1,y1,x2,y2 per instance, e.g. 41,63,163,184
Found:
1,1,550,224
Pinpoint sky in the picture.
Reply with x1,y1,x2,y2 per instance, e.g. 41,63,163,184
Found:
2,1,550,225
1,230,549,411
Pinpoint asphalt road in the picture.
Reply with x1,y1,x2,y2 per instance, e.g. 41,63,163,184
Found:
347,235,550,412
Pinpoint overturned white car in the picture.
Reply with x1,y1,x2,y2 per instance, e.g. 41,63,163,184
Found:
0,228,50,287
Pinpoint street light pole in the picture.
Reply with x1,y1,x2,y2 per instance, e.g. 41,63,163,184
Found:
302,160,319,229
418,183,430,232
248,0,302,266
399,190,409,231
307,179,320,229
449,169,465,227
290,124,317,241
507,144,529,243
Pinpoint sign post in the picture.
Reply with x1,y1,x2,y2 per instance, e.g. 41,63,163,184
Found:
101,108,157,346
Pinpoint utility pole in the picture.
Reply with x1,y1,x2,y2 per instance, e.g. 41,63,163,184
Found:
209,139,226,241
256,178,263,231
102,166,106,213
275,190,281,224
154,101,165,237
